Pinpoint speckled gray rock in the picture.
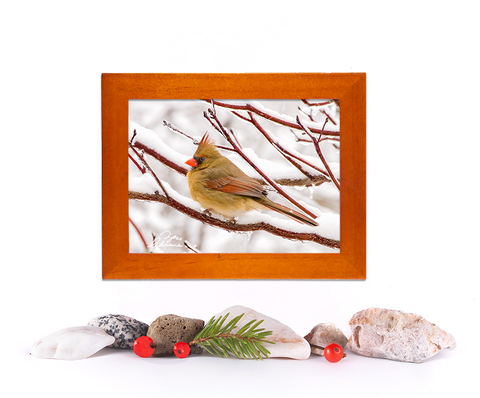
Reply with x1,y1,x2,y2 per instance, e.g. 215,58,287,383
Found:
88,314,149,349
347,308,456,363
147,314,204,357
304,322,348,356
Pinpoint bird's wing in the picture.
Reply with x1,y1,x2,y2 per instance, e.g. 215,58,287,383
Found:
205,176,267,199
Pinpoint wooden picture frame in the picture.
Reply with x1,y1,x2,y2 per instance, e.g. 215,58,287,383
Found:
102,73,366,279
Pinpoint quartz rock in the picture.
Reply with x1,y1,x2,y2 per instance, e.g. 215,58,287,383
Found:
304,322,348,356
31,326,115,360
347,308,455,363
214,305,310,359
147,314,204,357
87,314,149,349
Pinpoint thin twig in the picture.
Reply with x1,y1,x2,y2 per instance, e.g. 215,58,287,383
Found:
204,109,318,220
162,120,197,142
296,116,341,191
128,153,145,174
129,191,340,249
184,240,201,253
129,129,138,144
162,120,235,152
301,99,335,107
298,106,316,122
129,217,149,251
320,109,338,126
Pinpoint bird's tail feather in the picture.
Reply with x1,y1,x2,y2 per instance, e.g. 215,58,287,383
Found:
260,200,319,227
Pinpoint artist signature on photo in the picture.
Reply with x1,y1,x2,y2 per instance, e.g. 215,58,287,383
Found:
148,230,183,248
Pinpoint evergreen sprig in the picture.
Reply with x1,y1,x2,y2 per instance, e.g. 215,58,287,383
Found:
190,312,275,360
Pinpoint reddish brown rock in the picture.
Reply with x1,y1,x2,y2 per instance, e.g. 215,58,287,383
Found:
347,308,455,363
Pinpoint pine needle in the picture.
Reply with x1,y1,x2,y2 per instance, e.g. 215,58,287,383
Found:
190,313,275,360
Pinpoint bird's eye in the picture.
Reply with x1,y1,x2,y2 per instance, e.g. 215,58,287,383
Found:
195,156,205,165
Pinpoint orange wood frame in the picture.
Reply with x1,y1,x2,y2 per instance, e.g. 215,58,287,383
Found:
102,73,366,279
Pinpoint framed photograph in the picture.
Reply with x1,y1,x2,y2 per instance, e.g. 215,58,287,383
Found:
102,73,366,279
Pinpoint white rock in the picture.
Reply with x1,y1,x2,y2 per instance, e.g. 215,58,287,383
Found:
214,305,310,360
31,326,116,360
347,308,456,363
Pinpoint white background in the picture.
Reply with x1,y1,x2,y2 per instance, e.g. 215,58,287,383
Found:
2,1,479,397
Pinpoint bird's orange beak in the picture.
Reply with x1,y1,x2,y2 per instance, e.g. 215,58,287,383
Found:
185,158,198,168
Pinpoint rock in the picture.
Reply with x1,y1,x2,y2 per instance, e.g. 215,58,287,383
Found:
304,322,348,355
147,314,204,357
31,326,115,360
347,308,455,363
87,314,149,349
214,305,310,359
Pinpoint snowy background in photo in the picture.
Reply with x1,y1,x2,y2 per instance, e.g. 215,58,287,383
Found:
128,100,340,254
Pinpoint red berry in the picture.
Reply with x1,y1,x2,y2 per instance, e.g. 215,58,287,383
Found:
173,341,190,358
133,336,156,358
324,343,344,363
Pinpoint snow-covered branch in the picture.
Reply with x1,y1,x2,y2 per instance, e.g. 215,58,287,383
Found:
128,190,340,249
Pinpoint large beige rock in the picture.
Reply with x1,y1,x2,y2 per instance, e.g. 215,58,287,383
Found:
347,308,455,363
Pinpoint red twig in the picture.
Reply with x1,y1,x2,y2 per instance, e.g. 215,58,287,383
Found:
320,109,338,126
128,153,145,174
296,116,341,191
129,217,149,251
204,108,318,220
301,99,335,107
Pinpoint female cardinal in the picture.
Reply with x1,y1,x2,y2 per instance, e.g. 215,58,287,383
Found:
185,133,318,226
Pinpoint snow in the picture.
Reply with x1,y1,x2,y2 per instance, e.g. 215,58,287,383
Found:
129,120,190,169
128,100,340,254
128,173,158,195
